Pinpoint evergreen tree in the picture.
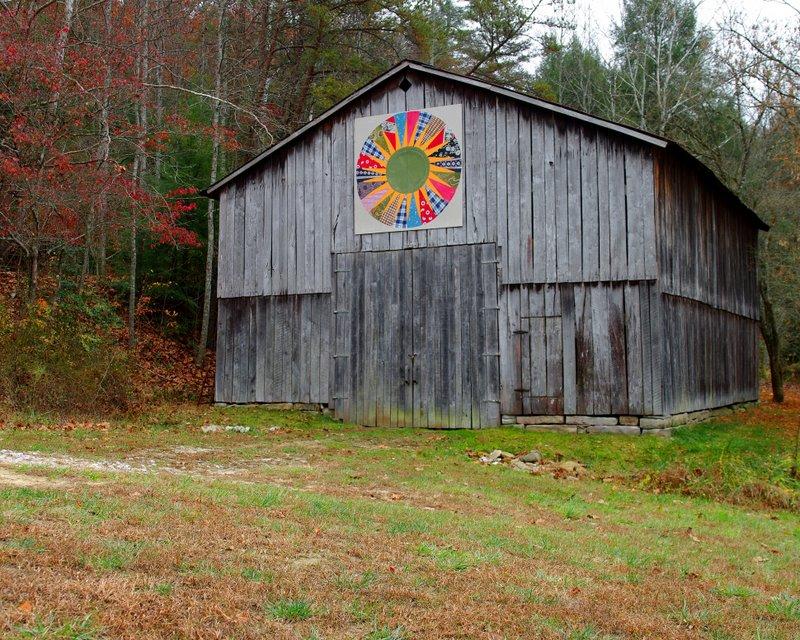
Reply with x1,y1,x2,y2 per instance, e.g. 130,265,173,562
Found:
534,34,612,116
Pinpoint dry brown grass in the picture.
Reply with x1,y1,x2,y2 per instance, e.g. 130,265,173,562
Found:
0,403,798,639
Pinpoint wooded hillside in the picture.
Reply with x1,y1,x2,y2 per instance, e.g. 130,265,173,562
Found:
0,0,798,413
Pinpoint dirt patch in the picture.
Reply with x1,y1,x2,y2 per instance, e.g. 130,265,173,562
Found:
0,447,309,480
0,467,70,489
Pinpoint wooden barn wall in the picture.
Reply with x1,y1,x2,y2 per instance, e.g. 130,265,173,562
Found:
217,70,658,301
654,152,760,413
500,281,662,417
332,243,500,429
331,72,657,285
215,294,331,403
654,153,759,319
216,133,333,298
661,294,759,413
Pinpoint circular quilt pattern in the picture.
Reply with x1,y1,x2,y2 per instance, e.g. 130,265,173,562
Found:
356,109,462,229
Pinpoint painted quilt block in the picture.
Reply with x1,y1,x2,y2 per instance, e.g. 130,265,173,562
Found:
353,104,463,234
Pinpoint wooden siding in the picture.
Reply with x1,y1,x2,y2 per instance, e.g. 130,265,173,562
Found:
217,139,333,298
333,243,500,428
655,152,760,413
500,281,661,416
215,294,331,403
332,74,657,284
661,294,759,413
655,153,759,319
217,70,657,300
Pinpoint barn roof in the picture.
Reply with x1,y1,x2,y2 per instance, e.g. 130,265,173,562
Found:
204,60,768,231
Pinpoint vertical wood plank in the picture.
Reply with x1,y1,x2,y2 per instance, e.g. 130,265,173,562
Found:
608,140,628,280
505,106,520,283
561,285,576,414
590,284,611,414
481,243,501,427
574,285,593,414
555,119,569,281
566,125,582,281
581,128,600,281
625,148,645,280
625,284,644,413
494,99,509,279
214,300,228,401
597,136,611,281
518,115,533,282
216,187,232,297
291,144,303,294
531,117,546,283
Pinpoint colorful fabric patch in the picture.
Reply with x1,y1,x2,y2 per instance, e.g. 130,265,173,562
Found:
355,109,462,230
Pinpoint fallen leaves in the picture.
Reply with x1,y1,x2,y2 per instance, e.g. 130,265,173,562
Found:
0,420,110,432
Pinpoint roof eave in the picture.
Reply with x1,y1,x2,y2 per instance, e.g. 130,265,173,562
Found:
202,60,769,233
203,61,417,198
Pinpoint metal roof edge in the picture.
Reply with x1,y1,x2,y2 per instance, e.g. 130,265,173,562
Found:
203,61,416,197
202,60,768,232
204,59,671,198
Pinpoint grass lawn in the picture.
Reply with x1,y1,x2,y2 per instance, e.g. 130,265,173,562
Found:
0,393,798,639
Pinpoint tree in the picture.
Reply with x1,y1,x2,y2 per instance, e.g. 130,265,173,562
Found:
197,0,229,366
612,0,714,137
534,34,612,115
720,9,800,401
455,0,569,89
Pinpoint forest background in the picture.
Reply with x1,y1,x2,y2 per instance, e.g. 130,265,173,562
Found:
1,0,798,414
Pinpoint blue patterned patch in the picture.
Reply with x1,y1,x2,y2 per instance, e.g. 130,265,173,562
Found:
360,139,384,160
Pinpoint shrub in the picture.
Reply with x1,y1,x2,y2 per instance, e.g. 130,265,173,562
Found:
0,285,133,415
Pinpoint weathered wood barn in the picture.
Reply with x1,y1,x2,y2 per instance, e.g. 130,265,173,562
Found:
205,60,767,432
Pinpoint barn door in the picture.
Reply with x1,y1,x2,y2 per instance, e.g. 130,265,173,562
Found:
500,284,565,415
332,244,500,428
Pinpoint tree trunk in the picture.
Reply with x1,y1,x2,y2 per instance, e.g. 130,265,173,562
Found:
96,0,113,277
154,19,164,185
49,0,76,114
79,221,90,292
196,0,228,367
759,280,784,403
129,155,139,348
129,0,150,348
27,245,39,304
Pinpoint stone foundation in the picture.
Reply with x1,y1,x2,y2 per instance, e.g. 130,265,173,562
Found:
507,401,756,436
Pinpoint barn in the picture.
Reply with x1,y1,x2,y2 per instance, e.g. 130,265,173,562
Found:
205,60,767,432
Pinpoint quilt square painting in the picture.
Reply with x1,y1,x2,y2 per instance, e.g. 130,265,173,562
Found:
353,103,463,234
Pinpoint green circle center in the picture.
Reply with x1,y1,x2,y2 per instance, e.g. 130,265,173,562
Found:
386,146,430,194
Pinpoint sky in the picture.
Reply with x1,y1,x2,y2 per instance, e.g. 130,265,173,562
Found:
563,0,799,57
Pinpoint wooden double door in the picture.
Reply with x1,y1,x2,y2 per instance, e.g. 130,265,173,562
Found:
332,243,500,428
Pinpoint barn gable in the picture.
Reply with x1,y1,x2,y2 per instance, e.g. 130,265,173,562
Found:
211,61,764,430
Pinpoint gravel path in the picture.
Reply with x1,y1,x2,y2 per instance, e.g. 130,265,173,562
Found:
0,447,309,482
